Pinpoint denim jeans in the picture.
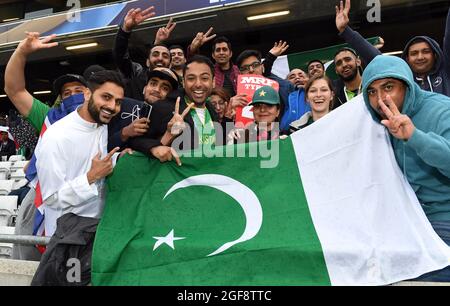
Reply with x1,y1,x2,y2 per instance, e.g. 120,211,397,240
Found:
412,221,450,282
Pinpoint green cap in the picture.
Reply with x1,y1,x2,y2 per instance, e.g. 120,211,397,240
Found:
249,86,280,106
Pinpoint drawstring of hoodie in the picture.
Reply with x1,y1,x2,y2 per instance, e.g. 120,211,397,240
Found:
402,142,407,179
427,76,434,92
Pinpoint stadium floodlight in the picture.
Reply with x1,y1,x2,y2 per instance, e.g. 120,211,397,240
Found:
247,10,290,21
66,43,98,51
2,18,19,22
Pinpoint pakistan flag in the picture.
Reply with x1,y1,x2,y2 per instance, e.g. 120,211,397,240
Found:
92,98,450,286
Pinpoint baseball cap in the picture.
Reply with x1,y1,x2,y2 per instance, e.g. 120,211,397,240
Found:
53,74,88,96
249,86,280,106
146,67,179,90
83,65,106,80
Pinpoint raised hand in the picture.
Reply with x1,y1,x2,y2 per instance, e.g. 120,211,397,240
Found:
18,32,58,55
379,95,415,140
167,97,194,136
190,27,217,53
87,147,121,184
154,17,176,44
335,0,351,33
269,40,289,57
122,6,156,32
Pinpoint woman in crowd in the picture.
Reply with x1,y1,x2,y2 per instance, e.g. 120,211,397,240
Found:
228,85,282,144
289,75,335,133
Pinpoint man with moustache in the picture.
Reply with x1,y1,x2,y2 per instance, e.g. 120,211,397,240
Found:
128,55,220,163
108,67,180,151
332,47,363,109
31,70,126,286
169,45,186,81
113,6,172,100
287,68,309,89
306,60,325,78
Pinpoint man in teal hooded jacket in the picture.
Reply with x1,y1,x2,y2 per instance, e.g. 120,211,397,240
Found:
362,55,450,281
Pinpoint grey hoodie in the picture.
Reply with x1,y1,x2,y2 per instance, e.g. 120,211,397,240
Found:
401,9,450,96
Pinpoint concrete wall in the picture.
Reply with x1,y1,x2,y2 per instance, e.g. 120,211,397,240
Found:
0,259,39,286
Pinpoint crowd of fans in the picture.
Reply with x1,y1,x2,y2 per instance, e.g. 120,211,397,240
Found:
1,0,450,285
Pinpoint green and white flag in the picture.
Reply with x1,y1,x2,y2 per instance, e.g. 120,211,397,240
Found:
92,97,450,286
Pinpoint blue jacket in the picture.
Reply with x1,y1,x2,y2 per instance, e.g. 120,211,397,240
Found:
280,89,310,132
362,55,450,221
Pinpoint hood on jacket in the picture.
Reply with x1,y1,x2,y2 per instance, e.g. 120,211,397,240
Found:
401,36,443,76
362,55,424,123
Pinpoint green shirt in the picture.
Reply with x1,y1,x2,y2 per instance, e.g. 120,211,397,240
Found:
26,98,50,133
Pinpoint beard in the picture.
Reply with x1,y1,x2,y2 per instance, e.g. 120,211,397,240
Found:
87,96,116,125
339,67,358,82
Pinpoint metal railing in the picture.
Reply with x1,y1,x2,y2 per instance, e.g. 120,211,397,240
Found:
0,234,50,246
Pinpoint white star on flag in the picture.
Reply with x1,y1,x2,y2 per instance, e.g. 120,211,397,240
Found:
153,229,186,251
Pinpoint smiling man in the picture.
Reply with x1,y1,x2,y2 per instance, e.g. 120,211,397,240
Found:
31,70,127,286
108,67,180,151
362,55,450,282
128,55,220,162
332,47,363,109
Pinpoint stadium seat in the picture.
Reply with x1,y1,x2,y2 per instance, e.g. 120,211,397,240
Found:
0,195,18,227
12,179,28,190
0,162,10,181
0,180,14,196
0,226,15,258
8,155,24,162
10,160,28,172
9,169,26,180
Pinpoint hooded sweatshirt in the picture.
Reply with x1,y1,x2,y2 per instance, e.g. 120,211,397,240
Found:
362,55,450,222
401,9,450,97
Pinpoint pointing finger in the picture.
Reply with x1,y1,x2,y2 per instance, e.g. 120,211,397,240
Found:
171,147,182,166
174,96,180,115
105,147,120,160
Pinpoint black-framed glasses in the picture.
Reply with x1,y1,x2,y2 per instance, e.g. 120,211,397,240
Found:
240,61,262,73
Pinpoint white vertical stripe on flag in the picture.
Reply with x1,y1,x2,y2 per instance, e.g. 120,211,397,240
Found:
291,96,450,285
271,55,290,79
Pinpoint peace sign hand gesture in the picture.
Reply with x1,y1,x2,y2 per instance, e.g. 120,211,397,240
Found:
18,32,58,56
154,17,176,44
379,95,415,140
122,6,156,32
190,27,217,53
167,97,195,136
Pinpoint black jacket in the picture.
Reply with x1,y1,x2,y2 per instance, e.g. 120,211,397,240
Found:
113,27,148,101
128,91,220,156
31,213,99,286
0,139,16,159
107,97,145,151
